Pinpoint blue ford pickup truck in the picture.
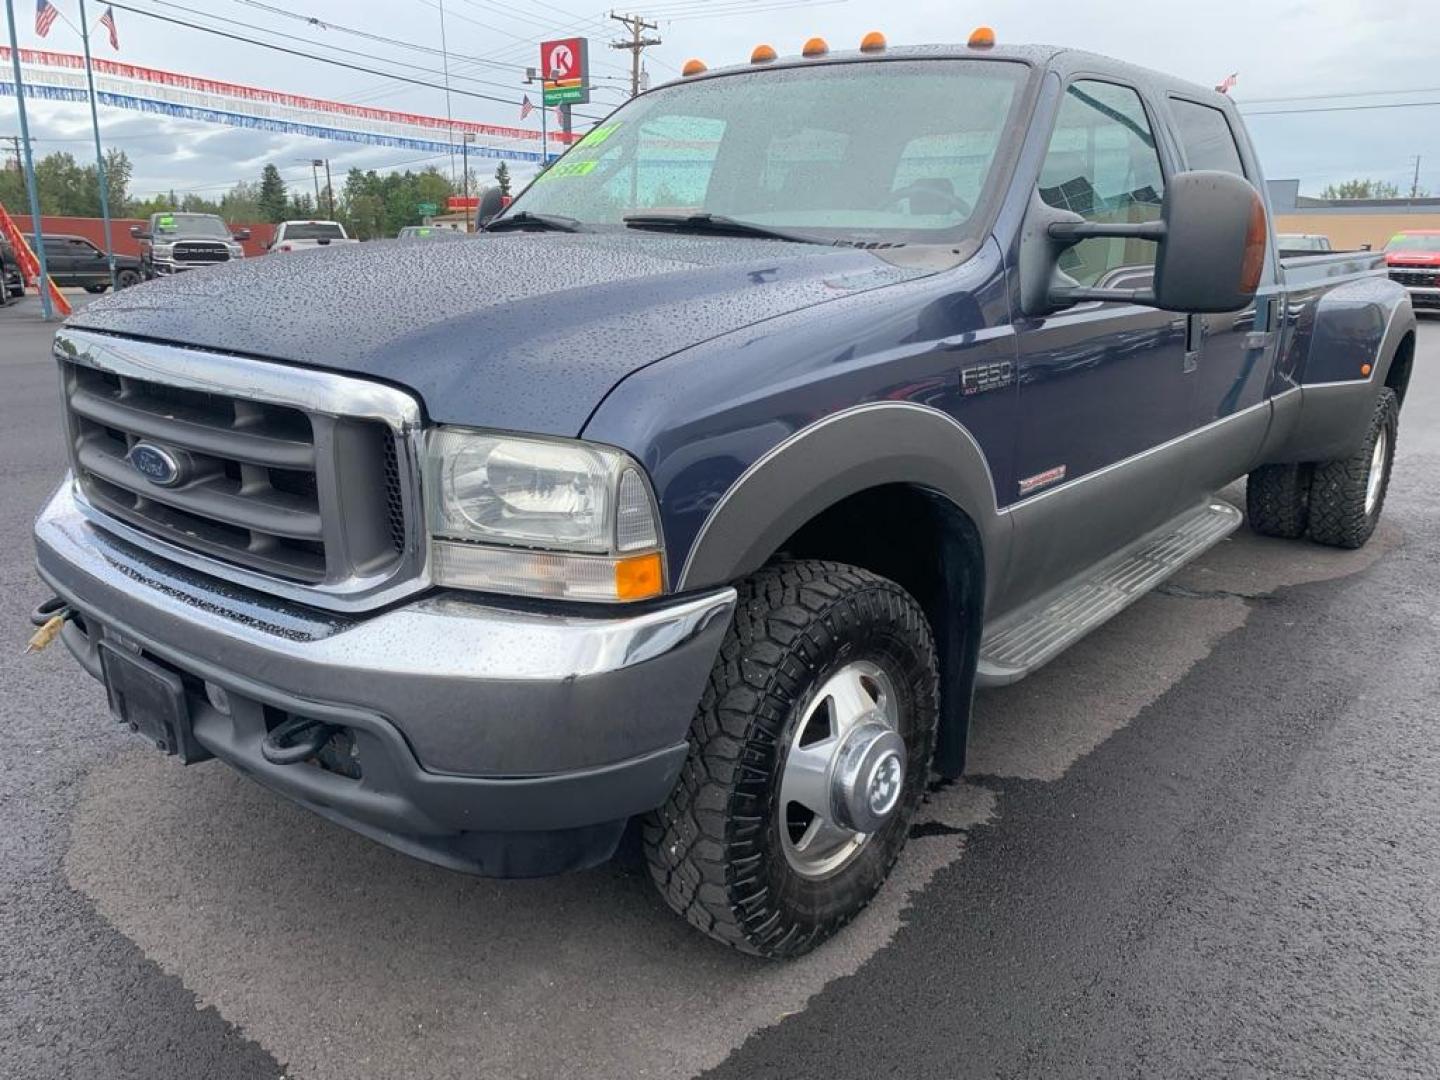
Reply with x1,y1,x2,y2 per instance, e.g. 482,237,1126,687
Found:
33,38,1414,957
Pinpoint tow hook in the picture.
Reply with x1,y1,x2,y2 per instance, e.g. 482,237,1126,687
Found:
25,597,74,654
261,714,339,765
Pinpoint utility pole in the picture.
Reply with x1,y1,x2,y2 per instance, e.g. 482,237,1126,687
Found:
310,159,323,211
4,134,23,170
5,0,56,320
323,158,334,218
609,12,660,98
1410,155,1422,200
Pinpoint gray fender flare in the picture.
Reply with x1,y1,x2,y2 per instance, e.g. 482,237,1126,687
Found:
1270,289,1416,464
676,402,1007,596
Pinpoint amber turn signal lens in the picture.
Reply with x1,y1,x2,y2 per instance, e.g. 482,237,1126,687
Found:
615,552,664,601
802,36,829,57
1240,194,1268,294
968,26,996,48
1361,363,1373,377
681,58,707,76
859,31,887,52
751,43,777,63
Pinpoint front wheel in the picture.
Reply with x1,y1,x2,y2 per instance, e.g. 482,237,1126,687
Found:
644,559,939,958
83,284,108,294
116,269,142,290
1307,388,1398,549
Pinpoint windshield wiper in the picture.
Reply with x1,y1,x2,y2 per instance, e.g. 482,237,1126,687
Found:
485,211,583,233
622,212,817,244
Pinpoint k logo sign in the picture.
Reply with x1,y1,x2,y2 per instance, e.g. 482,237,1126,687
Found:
539,37,590,105
547,43,575,80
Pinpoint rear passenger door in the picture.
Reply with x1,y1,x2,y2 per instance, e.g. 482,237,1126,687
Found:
1006,78,1192,606
1165,95,1279,489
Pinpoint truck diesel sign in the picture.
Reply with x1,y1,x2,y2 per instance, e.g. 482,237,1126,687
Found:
540,37,590,105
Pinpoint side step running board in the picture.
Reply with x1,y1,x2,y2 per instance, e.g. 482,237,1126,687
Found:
977,499,1243,687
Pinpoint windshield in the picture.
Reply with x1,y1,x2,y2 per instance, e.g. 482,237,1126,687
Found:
285,222,345,240
1385,233,1440,253
154,214,231,239
508,59,1029,245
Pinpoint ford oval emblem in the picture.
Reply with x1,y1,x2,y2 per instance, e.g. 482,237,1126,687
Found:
128,442,183,487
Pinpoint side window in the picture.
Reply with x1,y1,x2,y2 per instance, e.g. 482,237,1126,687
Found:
1039,80,1165,287
1170,99,1246,176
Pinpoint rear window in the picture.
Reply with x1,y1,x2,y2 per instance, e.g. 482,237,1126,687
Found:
284,223,346,240
1170,99,1246,177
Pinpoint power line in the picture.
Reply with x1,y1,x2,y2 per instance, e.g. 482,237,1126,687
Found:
105,1,528,108
1240,99,1440,117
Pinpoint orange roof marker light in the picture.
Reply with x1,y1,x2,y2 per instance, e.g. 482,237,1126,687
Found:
802,36,829,58
859,31,887,53
751,43,778,63
968,26,996,48
682,58,707,76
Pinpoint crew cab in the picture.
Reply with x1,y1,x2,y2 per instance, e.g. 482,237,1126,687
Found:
32,36,1414,959
130,212,249,278
27,234,144,293
268,220,357,253
1385,229,1440,309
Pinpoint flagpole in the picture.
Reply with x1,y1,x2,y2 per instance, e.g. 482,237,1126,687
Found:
77,0,117,291
540,96,548,167
5,0,55,319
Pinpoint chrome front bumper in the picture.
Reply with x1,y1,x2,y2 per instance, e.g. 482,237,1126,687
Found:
34,481,735,874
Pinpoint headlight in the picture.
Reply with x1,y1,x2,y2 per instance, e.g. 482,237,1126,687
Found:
230,244,245,258
425,428,664,602
151,243,173,257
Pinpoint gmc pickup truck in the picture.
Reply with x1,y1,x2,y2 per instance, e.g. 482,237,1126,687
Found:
268,220,358,253
32,37,1414,958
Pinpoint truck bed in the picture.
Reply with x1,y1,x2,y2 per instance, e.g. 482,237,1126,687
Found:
1279,250,1386,288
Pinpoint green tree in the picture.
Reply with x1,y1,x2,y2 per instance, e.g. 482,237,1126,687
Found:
494,161,511,197
219,180,263,223
258,164,288,223
1320,178,1403,200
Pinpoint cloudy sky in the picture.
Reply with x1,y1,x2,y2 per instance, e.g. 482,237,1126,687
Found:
4,0,1440,200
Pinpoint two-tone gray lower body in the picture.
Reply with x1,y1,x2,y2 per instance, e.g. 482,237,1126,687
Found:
35,482,734,877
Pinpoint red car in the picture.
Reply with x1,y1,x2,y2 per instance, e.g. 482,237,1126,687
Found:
1385,229,1440,309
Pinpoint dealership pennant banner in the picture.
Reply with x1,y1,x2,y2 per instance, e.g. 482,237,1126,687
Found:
0,47,577,161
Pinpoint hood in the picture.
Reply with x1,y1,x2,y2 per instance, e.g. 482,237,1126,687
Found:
70,232,932,435
1386,251,1440,267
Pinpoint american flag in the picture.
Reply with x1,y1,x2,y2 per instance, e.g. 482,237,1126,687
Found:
519,95,534,120
35,0,60,37
1215,72,1237,95
99,5,118,49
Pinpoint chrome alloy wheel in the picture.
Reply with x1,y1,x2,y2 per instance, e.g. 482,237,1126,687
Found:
779,660,906,879
1365,425,1388,516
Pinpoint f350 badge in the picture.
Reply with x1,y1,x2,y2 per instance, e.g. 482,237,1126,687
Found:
960,359,1014,396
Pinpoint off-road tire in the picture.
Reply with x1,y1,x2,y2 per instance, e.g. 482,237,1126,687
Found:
643,559,939,958
1307,388,1398,549
116,269,142,290
1246,463,1312,539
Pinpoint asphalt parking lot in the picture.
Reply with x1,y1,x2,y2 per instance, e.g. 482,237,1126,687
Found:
3,292,1439,1079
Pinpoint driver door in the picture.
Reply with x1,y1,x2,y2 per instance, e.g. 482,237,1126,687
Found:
1005,78,1194,608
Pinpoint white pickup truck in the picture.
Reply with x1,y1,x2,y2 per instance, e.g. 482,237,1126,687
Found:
267,220,358,254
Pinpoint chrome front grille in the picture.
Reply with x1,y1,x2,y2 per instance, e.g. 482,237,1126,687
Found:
172,242,230,264
1390,268,1439,287
56,329,428,612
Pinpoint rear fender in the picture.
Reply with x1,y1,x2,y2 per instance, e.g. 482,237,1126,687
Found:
1264,280,1414,463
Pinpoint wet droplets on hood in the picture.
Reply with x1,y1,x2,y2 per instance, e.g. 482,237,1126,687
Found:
74,231,932,436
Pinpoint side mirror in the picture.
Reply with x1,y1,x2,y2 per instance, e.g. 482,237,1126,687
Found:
1360,243,1372,252
232,228,252,242
476,186,506,229
1020,170,1267,317
131,227,151,240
